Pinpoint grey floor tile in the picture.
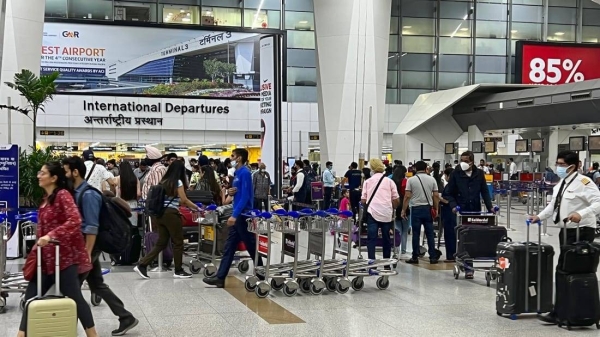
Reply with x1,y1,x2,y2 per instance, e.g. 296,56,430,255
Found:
148,314,241,337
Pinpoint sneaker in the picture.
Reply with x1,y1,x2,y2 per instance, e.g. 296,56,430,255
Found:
174,269,192,279
112,317,139,336
405,258,419,264
133,265,149,279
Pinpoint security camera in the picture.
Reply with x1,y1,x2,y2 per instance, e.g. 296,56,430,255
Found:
572,125,577,130
512,130,515,134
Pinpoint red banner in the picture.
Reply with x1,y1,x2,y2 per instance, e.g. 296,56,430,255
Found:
517,42,600,85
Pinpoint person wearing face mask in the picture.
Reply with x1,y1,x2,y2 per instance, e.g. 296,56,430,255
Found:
323,161,335,209
203,148,263,288
253,163,271,211
443,151,494,277
528,151,600,325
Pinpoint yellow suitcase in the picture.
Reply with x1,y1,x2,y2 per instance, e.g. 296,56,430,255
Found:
25,243,78,337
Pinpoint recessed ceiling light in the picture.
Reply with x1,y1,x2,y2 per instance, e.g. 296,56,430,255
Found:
402,26,412,29
555,32,565,36
460,28,469,31
511,30,518,33
180,9,185,13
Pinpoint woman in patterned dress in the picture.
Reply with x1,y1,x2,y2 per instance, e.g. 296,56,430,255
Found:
17,162,98,337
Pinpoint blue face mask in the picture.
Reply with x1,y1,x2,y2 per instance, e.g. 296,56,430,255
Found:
556,165,570,179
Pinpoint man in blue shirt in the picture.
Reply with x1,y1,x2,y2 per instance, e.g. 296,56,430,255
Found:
203,148,263,288
322,161,335,209
63,156,138,336
343,162,363,219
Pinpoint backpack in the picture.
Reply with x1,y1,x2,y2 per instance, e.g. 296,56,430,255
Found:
77,185,132,255
585,170,597,180
304,168,317,187
145,184,175,218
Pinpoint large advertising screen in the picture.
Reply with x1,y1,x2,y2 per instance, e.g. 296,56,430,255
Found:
42,23,261,98
515,41,600,85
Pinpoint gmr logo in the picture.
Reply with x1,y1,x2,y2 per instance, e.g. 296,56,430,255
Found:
62,31,80,38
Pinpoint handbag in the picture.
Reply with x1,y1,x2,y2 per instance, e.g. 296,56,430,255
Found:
415,175,437,219
23,243,38,281
362,175,386,223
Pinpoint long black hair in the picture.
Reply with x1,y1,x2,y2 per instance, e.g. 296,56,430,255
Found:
119,161,138,201
44,161,72,205
391,166,407,192
161,160,187,196
200,165,222,205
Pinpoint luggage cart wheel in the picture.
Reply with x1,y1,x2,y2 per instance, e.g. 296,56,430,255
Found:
453,266,460,280
351,277,364,291
309,283,324,295
91,293,102,306
299,279,311,293
325,277,337,292
244,278,257,292
190,261,202,274
0,297,5,312
282,284,298,297
485,273,491,287
203,265,217,278
255,286,270,298
237,260,250,274
376,276,390,290
419,246,426,257
270,279,285,291
335,282,350,294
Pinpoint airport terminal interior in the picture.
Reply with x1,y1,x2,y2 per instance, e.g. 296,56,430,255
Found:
4,0,600,336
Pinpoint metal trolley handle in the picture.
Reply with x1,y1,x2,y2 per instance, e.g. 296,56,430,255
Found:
525,219,542,314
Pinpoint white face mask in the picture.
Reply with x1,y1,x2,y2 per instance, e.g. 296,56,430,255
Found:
460,162,470,171
231,160,237,167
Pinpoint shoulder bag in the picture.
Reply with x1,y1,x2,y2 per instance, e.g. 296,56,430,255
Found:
415,174,437,219
362,175,386,224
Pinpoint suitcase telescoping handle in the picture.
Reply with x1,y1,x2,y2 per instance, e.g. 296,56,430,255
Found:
525,219,543,314
36,240,61,298
562,218,580,244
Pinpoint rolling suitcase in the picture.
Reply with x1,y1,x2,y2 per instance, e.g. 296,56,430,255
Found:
496,220,554,319
25,242,77,337
144,232,173,267
555,220,600,330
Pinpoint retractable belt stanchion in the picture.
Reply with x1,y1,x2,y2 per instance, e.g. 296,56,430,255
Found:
506,186,515,231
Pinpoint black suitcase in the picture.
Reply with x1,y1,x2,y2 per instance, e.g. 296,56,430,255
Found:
555,272,600,330
456,225,508,259
496,221,554,318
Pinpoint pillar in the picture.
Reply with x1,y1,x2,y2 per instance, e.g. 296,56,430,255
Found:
314,0,391,167
468,125,485,163
0,0,45,149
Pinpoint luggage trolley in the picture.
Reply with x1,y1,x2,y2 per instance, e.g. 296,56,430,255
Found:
244,210,278,298
453,206,505,287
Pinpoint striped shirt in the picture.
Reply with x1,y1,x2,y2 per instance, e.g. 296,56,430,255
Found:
141,162,167,200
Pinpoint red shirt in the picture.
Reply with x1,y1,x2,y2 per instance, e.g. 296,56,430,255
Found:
37,189,92,275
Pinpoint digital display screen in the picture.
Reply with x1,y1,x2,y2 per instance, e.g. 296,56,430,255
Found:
445,143,455,155
484,141,496,153
472,141,483,154
516,41,600,85
515,139,529,153
588,136,600,151
531,139,544,152
569,136,586,151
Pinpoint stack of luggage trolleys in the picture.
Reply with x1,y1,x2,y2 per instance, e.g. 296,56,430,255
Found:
453,205,506,286
0,213,30,312
184,203,251,277
244,207,398,298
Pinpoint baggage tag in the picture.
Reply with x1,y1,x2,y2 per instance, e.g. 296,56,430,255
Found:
529,285,537,297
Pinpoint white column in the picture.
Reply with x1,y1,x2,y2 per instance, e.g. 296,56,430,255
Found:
468,125,485,163
314,0,391,167
0,0,45,148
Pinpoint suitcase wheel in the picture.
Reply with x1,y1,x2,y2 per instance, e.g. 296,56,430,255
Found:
453,265,460,279
596,323,600,329
510,314,518,321
91,293,102,306
496,311,502,317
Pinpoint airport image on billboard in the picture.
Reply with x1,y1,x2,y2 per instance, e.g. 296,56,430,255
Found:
42,23,262,98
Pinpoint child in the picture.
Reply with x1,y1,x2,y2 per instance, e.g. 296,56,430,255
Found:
331,189,351,235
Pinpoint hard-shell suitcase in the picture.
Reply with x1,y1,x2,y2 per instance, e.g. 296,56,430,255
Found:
144,232,173,267
555,220,600,330
496,220,554,318
25,242,77,337
555,272,600,330
457,225,508,259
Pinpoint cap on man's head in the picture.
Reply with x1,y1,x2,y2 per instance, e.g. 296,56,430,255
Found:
145,146,163,160
82,150,95,161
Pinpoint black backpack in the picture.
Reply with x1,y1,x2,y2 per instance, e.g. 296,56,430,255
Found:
77,186,132,255
585,170,597,180
145,184,175,218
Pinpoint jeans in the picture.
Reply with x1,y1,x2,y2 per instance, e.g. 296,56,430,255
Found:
216,215,264,279
79,250,133,321
20,265,95,331
394,218,409,254
323,187,333,209
366,213,393,260
253,198,269,211
410,205,438,260
441,204,457,259
139,208,185,271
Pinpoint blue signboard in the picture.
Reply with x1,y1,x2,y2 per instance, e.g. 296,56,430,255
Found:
0,145,19,257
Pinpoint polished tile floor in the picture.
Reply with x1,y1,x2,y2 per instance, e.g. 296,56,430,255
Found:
2,203,600,337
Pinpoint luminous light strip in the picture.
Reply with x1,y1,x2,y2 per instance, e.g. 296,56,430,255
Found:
251,0,265,29
450,12,471,38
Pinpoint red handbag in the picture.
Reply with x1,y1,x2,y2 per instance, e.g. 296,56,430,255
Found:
22,244,38,281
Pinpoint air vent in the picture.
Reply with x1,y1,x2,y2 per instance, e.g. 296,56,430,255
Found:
517,99,534,106
571,92,591,100
473,106,486,112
